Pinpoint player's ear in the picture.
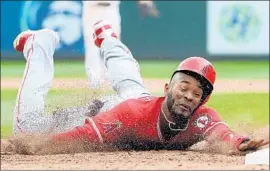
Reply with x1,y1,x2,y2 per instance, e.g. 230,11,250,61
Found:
164,83,169,96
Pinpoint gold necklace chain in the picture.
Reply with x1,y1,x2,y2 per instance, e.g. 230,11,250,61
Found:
161,107,189,131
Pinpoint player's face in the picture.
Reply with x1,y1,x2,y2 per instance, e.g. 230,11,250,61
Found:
165,73,203,120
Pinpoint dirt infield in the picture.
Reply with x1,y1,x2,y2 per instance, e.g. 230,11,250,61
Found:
1,126,269,170
1,78,269,93
1,149,269,170
1,78,269,170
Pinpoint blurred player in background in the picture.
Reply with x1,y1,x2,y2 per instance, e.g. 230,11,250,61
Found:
82,1,160,88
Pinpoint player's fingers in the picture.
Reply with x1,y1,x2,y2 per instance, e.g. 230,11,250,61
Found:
247,139,267,150
247,140,268,151
247,140,259,148
239,139,267,151
259,140,269,147
255,144,262,150
254,142,264,149
252,139,264,146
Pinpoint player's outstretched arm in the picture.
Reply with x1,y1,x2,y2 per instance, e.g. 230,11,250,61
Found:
202,108,269,155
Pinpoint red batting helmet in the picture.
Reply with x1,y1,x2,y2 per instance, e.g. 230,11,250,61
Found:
170,56,216,105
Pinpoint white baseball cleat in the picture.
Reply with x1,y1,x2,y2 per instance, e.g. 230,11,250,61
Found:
13,29,59,53
93,20,118,48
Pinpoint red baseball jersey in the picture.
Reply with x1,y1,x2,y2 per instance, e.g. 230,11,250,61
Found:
54,96,248,150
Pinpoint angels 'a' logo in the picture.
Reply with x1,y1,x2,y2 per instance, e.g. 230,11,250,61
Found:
195,115,209,129
102,121,122,134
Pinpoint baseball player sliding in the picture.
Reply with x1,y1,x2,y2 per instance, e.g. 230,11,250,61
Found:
82,1,159,88
6,20,268,155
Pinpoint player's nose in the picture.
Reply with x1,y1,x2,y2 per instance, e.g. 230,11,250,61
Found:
184,91,194,102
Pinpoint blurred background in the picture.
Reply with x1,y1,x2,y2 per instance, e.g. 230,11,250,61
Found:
1,1,269,60
1,1,269,137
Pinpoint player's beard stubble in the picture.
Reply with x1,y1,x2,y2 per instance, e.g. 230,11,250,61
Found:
166,92,193,129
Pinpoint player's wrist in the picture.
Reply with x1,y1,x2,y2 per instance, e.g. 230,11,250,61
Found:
236,137,251,151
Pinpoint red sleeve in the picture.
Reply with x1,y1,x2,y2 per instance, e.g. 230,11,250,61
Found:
52,99,133,144
200,107,250,150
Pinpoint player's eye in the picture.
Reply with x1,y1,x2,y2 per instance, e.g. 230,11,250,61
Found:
194,91,202,98
194,93,201,98
180,86,187,92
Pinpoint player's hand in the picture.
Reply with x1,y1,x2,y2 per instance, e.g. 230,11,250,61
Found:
85,99,104,117
229,138,269,155
138,1,160,18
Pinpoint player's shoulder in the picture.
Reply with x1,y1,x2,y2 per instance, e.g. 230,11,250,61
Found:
127,96,164,104
115,96,161,109
126,96,164,111
188,105,223,133
126,96,164,117
195,105,217,114
192,105,222,122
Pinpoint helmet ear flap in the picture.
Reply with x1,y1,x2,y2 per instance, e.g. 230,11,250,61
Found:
202,95,211,105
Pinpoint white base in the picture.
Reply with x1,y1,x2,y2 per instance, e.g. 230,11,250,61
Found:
245,148,269,165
